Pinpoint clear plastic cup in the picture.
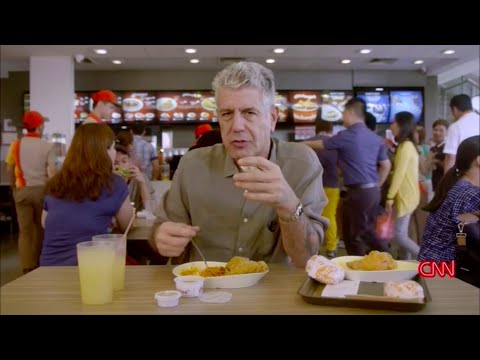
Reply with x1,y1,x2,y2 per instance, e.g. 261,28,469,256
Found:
92,234,127,291
77,240,115,305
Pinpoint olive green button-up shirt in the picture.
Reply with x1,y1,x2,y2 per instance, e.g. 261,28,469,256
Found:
156,138,328,263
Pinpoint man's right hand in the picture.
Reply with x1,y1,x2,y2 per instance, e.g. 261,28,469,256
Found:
152,221,200,257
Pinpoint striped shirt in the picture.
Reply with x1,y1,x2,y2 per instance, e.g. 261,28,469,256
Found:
419,180,480,262
132,135,157,178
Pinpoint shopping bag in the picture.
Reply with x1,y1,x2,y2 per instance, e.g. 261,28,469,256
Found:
376,211,394,242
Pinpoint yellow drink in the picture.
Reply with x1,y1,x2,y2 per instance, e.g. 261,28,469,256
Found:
112,251,126,291
77,241,115,305
92,234,127,291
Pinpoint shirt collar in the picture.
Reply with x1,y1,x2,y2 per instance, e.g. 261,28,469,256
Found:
87,112,102,123
223,139,277,178
349,122,367,130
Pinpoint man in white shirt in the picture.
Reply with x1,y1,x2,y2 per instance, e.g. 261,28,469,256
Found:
443,94,480,173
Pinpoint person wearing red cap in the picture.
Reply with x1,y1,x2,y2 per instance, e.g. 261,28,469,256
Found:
83,90,120,124
5,111,56,274
194,124,213,140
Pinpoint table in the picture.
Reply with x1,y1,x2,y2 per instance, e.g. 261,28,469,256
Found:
1,265,478,315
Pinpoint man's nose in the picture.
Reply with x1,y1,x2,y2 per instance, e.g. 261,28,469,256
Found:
231,110,245,131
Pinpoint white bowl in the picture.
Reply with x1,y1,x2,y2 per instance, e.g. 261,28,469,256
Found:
172,261,269,289
331,256,418,283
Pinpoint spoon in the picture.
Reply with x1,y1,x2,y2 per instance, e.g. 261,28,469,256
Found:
191,239,209,269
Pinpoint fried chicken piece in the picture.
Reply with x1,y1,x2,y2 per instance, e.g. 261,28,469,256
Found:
225,256,269,275
346,251,397,271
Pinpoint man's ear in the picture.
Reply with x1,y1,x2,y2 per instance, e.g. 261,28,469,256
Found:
270,106,278,133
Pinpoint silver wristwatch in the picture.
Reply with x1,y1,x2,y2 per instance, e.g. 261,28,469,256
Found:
280,202,304,222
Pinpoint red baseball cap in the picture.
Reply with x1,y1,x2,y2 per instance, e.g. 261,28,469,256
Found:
22,111,46,131
195,124,213,139
91,90,120,107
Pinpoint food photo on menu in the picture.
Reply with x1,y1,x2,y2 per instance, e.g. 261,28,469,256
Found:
320,91,353,122
156,91,216,122
289,91,320,124
122,92,156,123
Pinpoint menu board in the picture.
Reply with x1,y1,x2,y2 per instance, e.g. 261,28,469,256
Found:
356,90,390,123
389,90,423,123
75,92,90,124
275,91,289,122
288,91,321,124
320,91,353,122
122,92,156,123
294,126,316,140
156,91,216,122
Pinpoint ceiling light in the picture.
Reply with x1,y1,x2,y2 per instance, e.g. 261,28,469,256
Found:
112,60,123,65
273,48,285,54
185,48,197,54
414,60,424,65
341,59,351,64
266,59,276,64
359,49,371,54
190,59,200,64
94,49,107,55
375,88,384,91
442,49,455,55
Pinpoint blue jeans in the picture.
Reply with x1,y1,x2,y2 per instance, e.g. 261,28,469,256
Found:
392,212,420,260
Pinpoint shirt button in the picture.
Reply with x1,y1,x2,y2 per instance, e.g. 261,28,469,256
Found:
243,218,248,223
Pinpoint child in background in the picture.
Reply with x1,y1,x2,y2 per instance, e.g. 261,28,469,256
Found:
114,145,155,213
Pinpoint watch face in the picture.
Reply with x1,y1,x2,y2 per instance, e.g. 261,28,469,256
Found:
293,203,303,220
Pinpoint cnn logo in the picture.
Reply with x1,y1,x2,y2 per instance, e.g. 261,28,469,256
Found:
418,260,456,278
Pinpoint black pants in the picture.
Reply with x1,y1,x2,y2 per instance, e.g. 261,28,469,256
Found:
342,187,389,256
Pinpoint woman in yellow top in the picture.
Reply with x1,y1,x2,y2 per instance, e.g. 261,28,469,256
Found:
386,112,420,259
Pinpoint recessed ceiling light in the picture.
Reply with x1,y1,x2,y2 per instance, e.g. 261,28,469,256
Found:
266,59,276,64
190,59,200,64
273,48,285,54
375,88,384,91
112,60,123,65
341,59,351,64
442,49,455,55
94,49,107,55
359,49,371,54
414,60,424,65
185,48,197,54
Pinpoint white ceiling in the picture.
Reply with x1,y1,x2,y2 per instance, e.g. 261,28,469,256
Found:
1,45,479,77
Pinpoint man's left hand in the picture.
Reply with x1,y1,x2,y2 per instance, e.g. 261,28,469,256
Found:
233,156,298,218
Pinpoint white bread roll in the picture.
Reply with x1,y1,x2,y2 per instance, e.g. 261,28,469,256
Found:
306,255,345,285
384,280,424,299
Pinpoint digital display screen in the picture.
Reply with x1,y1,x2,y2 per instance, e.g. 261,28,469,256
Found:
389,90,424,123
356,91,390,123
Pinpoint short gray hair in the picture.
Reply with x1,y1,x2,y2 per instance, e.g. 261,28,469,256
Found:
212,61,276,111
